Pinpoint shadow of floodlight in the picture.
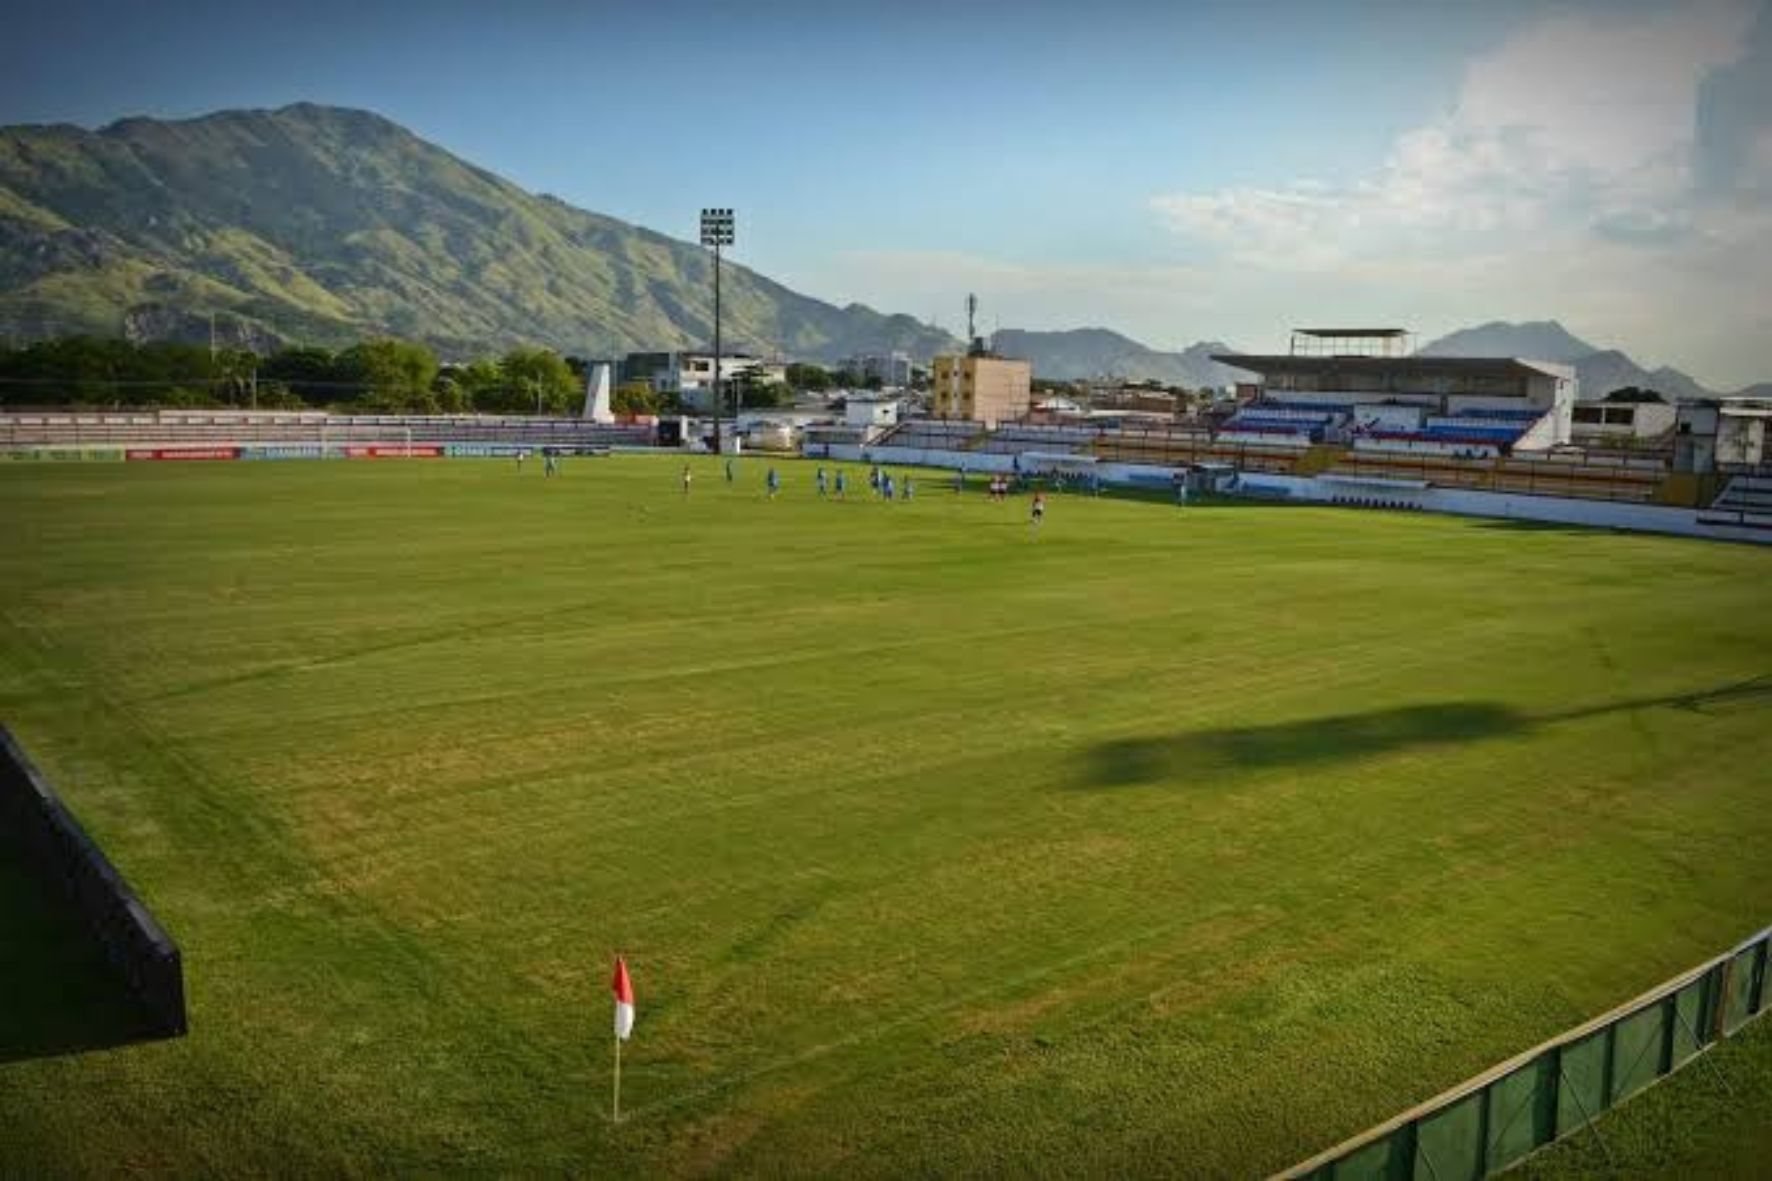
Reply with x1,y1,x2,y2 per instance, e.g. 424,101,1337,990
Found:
1083,702,1527,788
1077,675,1771,790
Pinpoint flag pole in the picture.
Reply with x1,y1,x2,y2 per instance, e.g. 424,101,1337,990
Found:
612,947,623,1124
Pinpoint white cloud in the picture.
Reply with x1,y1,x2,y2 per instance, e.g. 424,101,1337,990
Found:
1148,0,1772,387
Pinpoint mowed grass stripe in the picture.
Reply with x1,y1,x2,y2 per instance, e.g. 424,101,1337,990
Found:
0,457,1767,1178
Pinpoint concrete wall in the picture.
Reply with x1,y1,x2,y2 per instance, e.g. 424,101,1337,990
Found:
1239,472,1768,543
0,727,187,1038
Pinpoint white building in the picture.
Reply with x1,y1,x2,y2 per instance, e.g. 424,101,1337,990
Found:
844,398,901,429
1570,390,1676,447
621,351,788,411
1675,396,1771,472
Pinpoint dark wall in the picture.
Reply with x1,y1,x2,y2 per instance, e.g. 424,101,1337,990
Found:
0,726,186,1038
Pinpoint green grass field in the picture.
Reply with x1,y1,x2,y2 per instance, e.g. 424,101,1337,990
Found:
1,455,1768,1177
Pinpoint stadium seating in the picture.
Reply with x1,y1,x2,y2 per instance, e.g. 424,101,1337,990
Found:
1093,426,1213,465
1344,407,1543,457
971,424,1097,455
1492,453,1664,502
1327,452,1495,489
1221,400,1344,444
877,420,985,451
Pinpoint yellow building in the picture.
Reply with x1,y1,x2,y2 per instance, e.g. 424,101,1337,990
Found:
931,352,1033,425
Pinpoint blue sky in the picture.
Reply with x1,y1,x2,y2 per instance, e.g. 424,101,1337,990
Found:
4,0,1770,385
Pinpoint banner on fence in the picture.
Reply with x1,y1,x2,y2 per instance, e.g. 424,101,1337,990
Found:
240,444,326,461
125,447,240,461
343,445,444,459
2,447,126,463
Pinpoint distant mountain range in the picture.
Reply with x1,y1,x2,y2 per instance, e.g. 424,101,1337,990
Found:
0,104,1758,398
1414,320,1744,400
0,104,956,362
987,328,1252,388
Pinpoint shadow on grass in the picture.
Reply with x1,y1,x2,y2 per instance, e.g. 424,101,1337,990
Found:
1080,676,1772,788
0,836,164,1064
1466,517,1629,537
1086,703,1526,787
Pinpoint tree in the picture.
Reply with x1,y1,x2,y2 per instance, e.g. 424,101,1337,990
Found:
449,358,504,411
786,362,832,392
496,346,578,415
741,380,792,409
612,380,659,416
261,346,344,405
337,338,440,412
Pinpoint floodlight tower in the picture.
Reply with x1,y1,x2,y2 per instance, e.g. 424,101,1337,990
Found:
700,208,735,452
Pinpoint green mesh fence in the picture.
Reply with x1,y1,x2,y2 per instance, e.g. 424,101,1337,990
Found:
1281,926,1770,1181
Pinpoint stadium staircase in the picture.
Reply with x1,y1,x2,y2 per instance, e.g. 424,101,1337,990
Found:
1700,472,1772,530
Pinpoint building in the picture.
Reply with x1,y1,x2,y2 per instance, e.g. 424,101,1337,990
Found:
620,351,788,411
1675,396,1771,472
931,342,1033,426
1212,328,1576,457
844,398,901,429
847,351,914,388
1570,389,1676,448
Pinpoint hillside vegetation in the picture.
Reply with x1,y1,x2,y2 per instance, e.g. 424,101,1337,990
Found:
0,104,955,362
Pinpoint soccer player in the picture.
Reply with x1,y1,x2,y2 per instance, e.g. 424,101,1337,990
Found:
870,465,882,496
904,476,915,501
835,468,848,499
1030,491,1045,530
682,464,693,495
544,449,558,478
816,466,828,497
516,449,527,471
954,467,965,493
725,457,735,484
766,467,780,499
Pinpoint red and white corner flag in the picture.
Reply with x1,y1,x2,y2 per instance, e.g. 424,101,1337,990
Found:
612,956,635,1041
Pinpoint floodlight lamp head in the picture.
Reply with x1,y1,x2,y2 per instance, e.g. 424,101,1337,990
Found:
699,207,735,247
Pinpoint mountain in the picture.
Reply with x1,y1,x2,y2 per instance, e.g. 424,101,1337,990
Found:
1416,320,1598,364
990,327,1252,388
1417,319,1722,400
0,103,958,361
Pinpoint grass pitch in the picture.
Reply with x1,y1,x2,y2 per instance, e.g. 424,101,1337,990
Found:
0,455,1768,1177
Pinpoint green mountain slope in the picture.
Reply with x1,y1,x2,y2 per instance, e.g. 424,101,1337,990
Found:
0,103,957,361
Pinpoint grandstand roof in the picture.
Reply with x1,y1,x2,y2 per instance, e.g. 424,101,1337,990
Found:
1211,354,1573,381
1293,328,1409,338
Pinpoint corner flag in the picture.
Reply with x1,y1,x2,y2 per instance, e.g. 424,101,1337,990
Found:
612,956,635,1041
